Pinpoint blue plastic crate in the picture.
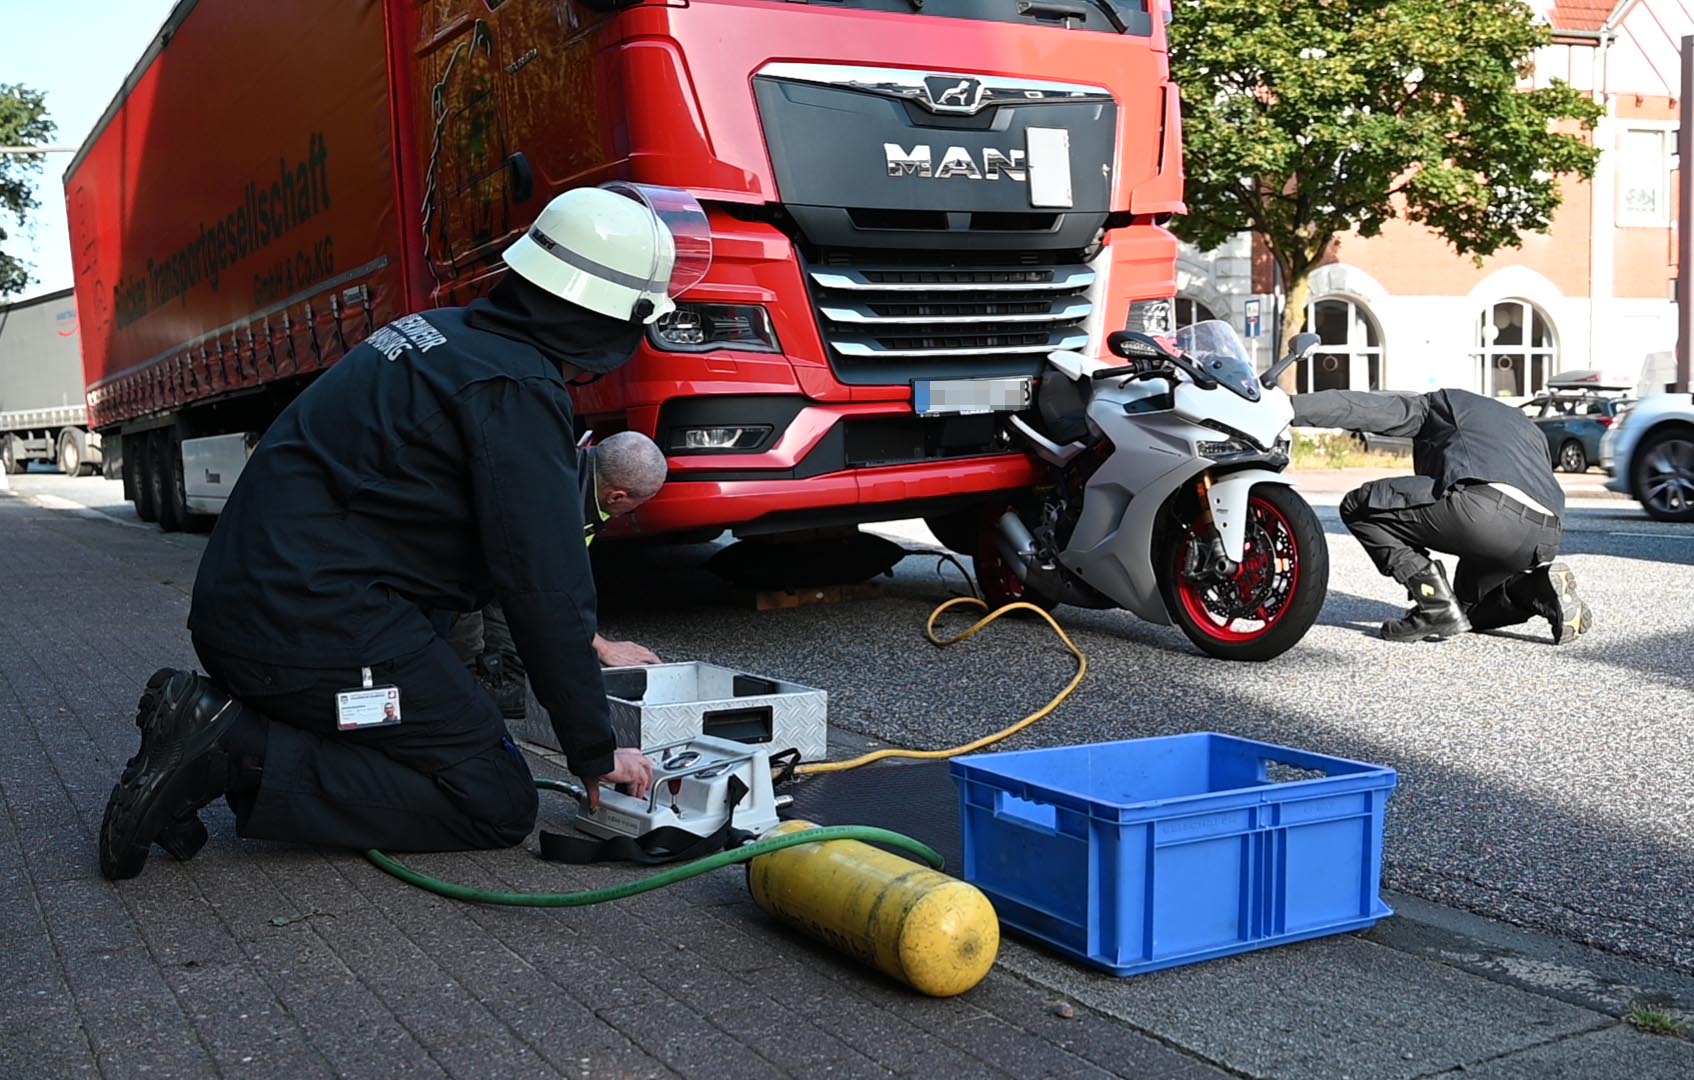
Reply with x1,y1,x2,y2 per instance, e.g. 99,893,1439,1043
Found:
951,733,1397,976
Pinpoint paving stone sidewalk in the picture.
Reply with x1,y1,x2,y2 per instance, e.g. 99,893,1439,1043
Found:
3,491,1691,1080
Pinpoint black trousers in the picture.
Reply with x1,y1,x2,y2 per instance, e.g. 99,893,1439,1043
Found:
1339,483,1563,631
193,635,539,852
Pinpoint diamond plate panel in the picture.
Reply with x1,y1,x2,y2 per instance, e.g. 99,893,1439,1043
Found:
508,666,828,762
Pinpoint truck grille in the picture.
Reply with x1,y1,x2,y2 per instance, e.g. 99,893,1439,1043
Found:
807,261,1094,384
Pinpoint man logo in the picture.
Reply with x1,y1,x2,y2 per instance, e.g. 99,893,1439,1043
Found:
884,144,1027,181
921,75,986,113
936,80,972,105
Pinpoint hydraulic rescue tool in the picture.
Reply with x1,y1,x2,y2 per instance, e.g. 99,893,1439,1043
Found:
575,736,784,845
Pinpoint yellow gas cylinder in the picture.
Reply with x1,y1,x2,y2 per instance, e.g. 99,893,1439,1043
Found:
746,820,999,997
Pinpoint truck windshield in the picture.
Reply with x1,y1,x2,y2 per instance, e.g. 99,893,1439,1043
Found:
741,0,1156,36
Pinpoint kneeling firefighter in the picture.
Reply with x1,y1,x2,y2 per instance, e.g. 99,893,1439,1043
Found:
1293,387,1593,644
98,183,712,879
449,430,670,719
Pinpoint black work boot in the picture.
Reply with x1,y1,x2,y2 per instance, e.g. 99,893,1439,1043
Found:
1527,561,1593,645
128,669,212,862
1381,563,1472,643
99,669,244,881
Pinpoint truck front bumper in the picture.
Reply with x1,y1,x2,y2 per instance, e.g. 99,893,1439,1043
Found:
600,395,1043,537
625,453,1040,537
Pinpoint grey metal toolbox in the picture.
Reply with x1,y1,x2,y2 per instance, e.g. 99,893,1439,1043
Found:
510,662,828,762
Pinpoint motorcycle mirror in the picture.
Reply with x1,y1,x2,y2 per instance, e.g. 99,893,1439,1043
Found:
1259,333,1324,389
1107,330,1175,362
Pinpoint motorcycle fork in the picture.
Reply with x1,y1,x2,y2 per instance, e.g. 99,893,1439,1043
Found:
1186,472,1238,582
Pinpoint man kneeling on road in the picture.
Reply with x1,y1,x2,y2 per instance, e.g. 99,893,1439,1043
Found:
98,183,713,878
1293,386,1593,644
450,430,668,719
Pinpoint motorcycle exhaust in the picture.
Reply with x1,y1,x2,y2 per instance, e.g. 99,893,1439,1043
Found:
995,511,1038,576
993,509,1117,609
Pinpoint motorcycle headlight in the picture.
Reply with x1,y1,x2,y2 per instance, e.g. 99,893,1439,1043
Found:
1197,437,1256,459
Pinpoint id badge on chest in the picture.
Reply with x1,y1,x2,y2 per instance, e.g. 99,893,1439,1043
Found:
336,667,402,731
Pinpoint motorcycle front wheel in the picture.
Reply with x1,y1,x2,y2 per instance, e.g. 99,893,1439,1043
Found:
1159,484,1328,662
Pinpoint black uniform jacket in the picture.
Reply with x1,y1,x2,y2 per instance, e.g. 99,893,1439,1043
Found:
1292,388,1565,517
189,307,616,777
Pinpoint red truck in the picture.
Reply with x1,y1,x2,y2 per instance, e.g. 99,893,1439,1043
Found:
66,0,1183,547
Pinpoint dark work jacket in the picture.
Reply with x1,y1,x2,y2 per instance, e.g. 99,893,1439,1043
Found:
1291,388,1565,517
188,308,615,777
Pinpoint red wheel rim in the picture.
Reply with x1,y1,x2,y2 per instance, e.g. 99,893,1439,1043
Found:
1174,494,1302,644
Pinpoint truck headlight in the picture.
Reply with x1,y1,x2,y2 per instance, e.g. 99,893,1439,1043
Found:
650,304,779,353
670,425,773,452
1126,298,1175,335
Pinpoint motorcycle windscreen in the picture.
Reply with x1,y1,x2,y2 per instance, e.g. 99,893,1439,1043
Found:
1177,320,1261,402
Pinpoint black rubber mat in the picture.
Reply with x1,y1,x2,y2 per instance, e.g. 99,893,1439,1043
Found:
780,761,963,872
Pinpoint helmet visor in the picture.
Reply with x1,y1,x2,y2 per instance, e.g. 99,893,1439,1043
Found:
599,182,712,299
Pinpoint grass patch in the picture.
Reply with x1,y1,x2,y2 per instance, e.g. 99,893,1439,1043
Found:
1627,1004,1683,1037
1290,432,1412,471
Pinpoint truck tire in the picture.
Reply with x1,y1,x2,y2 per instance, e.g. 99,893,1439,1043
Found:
1,435,25,475
57,429,95,477
146,430,178,530
130,435,159,522
164,431,214,533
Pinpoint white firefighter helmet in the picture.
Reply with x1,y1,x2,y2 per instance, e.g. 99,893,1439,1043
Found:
501,182,712,325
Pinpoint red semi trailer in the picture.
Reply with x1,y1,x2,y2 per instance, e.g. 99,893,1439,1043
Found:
66,0,1183,546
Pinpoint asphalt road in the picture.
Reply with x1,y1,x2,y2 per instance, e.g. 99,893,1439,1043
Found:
9,466,1694,975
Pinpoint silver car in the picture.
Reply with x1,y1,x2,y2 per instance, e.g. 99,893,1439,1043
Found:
1601,391,1694,522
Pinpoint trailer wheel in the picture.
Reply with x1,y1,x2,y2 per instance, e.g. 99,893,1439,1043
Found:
57,429,95,477
164,432,214,533
148,430,185,532
1,435,25,475
131,435,159,522
142,430,179,530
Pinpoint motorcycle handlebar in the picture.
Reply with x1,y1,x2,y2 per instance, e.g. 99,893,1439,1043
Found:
1090,356,1217,390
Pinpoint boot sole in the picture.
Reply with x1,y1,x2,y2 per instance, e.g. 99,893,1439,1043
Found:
99,671,236,881
141,670,214,862
1545,562,1592,645
1381,626,1470,643
1380,613,1472,643
101,669,183,878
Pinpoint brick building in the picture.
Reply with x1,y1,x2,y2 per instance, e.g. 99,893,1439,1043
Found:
1177,0,1686,398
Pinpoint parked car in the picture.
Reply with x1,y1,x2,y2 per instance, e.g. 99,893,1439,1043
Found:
1352,373,1628,468
1602,391,1694,522
1520,392,1629,473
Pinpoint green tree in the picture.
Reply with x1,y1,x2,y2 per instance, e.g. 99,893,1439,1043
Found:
1167,0,1603,380
0,84,56,297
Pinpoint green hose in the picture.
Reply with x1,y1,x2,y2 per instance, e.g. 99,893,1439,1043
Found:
363,778,944,907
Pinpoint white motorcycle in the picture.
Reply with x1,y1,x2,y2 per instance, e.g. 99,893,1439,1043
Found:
980,320,1327,661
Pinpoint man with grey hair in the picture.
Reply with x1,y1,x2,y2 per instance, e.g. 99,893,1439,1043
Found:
451,431,668,716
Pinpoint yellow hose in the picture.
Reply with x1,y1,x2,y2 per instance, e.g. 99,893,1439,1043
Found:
792,597,1087,776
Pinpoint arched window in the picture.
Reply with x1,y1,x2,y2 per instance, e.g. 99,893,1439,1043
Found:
1474,300,1556,398
1174,297,1218,329
1298,297,1383,393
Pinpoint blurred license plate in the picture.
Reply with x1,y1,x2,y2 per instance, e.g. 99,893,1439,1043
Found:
913,377,1032,417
